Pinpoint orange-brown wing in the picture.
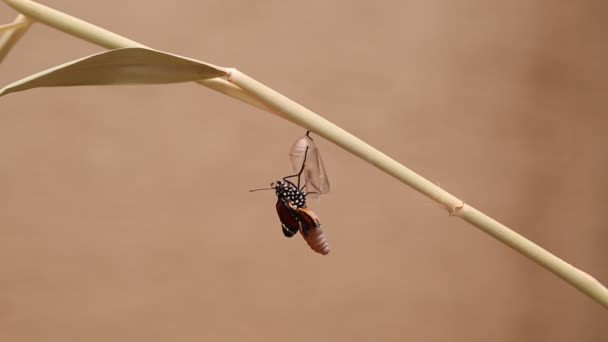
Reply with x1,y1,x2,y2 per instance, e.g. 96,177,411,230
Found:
295,207,320,237
275,199,300,238
295,208,329,255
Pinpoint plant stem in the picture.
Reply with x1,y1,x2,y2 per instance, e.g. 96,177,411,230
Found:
2,0,608,308
227,68,608,309
4,0,145,48
196,78,275,114
457,205,608,306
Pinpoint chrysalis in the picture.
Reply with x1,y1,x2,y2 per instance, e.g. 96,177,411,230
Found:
289,131,330,198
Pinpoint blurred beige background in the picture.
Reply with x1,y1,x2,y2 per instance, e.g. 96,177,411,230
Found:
1,1,607,341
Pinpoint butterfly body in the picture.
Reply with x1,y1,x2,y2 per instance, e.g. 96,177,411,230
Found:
274,180,307,238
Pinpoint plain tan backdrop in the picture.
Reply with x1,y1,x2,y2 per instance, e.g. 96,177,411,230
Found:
1,1,607,341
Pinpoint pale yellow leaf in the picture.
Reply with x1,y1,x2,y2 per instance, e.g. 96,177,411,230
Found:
0,47,228,96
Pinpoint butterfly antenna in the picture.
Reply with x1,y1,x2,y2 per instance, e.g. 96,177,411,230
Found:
249,187,274,192
249,182,276,192
306,130,314,140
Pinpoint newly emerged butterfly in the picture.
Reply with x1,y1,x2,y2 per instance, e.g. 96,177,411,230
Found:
251,134,330,255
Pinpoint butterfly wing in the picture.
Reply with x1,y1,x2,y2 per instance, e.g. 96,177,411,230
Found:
295,207,320,237
275,199,300,238
289,134,330,198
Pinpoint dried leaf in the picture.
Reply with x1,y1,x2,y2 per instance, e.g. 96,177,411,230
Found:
0,47,228,96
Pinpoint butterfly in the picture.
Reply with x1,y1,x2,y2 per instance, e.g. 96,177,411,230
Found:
273,180,329,255
251,132,330,255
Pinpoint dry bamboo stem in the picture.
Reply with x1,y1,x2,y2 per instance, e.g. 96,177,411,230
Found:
227,69,608,307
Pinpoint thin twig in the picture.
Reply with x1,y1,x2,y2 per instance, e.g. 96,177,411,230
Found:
2,0,607,308
0,19,27,33
0,14,32,63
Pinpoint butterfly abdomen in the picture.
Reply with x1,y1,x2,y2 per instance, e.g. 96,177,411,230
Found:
296,207,330,255
302,225,330,255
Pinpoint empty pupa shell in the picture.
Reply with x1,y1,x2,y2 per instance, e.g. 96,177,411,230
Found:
289,132,330,198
